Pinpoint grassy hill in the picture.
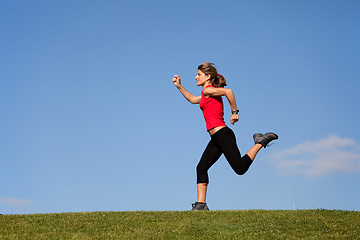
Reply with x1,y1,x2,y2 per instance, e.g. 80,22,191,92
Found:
1,210,359,239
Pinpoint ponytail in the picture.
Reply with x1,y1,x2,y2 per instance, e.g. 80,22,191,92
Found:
214,74,227,88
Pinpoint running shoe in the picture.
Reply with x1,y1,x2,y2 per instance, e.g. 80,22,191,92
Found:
253,132,278,148
191,202,209,211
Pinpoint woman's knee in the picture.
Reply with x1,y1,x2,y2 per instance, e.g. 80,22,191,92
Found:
234,162,252,175
234,168,247,175
197,174,209,184
196,165,209,183
196,161,208,173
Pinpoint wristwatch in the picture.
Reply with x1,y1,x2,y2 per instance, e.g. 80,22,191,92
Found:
231,110,239,114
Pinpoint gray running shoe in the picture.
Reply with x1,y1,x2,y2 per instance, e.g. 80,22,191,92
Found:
253,132,278,148
191,202,209,211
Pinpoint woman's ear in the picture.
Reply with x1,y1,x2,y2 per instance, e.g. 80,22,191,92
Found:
206,74,211,81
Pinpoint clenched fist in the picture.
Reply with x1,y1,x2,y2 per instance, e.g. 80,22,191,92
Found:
172,75,181,88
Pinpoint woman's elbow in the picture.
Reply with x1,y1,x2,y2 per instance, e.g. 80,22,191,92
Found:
225,88,233,96
191,99,200,104
189,99,196,104
190,96,201,104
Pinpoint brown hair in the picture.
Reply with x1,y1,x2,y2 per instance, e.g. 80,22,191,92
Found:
198,61,227,88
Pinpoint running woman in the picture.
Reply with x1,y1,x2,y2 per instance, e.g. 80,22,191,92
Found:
172,62,278,211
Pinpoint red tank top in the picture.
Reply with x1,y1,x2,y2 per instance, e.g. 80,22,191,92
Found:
199,85,226,131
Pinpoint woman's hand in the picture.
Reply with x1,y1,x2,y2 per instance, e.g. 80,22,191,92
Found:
172,75,181,88
230,114,239,125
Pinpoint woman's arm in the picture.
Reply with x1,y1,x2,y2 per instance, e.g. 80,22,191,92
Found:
172,75,201,104
203,87,239,124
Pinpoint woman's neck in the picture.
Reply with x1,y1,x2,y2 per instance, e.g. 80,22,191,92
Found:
202,81,212,90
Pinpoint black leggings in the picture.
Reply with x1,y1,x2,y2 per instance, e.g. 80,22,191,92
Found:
196,127,253,184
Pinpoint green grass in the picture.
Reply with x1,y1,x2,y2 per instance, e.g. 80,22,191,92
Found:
1,210,359,239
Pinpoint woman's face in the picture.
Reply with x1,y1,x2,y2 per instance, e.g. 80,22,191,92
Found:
195,70,209,86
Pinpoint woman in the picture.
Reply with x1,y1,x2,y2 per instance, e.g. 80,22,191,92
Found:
172,62,278,211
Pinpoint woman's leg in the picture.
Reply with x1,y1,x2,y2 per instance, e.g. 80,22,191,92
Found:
196,139,222,203
197,183,208,203
213,127,255,175
246,144,263,160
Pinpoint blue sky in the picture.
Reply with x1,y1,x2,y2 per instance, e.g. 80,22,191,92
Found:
1,0,360,214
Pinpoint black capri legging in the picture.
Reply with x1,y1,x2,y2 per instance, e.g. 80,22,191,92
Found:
196,126,253,184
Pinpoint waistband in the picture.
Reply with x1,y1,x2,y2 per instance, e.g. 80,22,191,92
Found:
210,126,232,139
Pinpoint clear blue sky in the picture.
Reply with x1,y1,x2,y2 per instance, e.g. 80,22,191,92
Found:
1,0,360,214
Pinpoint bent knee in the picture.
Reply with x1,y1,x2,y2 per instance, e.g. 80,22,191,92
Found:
196,164,208,174
235,169,247,175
